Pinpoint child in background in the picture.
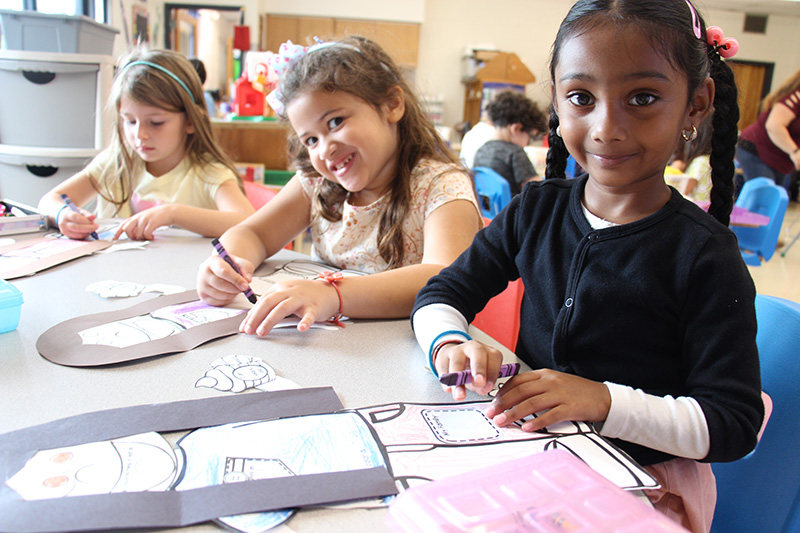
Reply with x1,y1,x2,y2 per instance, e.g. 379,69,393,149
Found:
667,118,713,203
473,90,548,195
413,1,762,531
197,36,481,336
38,48,253,241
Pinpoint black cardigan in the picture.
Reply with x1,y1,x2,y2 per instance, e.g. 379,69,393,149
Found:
414,176,763,466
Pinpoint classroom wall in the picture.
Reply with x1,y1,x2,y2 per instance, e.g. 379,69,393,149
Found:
416,0,800,132
108,0,800,132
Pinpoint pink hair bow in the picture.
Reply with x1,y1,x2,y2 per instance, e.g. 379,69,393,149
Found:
265,40,308,115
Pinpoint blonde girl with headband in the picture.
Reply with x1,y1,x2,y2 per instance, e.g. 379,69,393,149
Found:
197,36,482,336
39,48,253,241
413,1,762,530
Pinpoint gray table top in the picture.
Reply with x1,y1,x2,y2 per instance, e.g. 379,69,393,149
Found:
1,228,514,533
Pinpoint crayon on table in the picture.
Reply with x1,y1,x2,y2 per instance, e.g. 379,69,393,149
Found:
439,363,521,386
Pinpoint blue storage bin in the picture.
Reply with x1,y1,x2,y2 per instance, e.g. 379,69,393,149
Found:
0,278,23,333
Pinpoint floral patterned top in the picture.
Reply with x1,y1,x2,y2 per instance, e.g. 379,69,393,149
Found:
299,159,480,273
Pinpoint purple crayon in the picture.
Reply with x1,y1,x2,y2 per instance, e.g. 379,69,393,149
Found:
211,238,258,304
439,363,521,387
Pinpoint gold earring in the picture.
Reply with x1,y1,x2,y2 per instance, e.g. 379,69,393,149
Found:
682,125,698,142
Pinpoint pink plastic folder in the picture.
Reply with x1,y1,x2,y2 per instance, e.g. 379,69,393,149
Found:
386,449,688,532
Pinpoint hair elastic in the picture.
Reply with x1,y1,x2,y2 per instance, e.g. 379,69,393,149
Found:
121,60,195,102
427,330,472,378
705,26,739,59
316,271,345,327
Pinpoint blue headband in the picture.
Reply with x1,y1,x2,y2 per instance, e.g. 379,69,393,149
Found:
121,60,195,102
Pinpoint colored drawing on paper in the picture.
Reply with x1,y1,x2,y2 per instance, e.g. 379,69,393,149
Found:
5,432,179,501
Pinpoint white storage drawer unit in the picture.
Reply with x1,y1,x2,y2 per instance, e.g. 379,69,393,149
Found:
0,9,118,55
0,50,114,150
0,146,97,206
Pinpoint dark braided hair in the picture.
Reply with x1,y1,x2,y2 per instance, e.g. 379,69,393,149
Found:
546,0,739,225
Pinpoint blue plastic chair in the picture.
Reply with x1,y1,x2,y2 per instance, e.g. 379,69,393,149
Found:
473,167,512,219
731,180,789,266
711,295,800,533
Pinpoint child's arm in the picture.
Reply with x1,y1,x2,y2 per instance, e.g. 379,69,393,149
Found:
196,176,312,307
37,169,100,240
114,180,254,240
239,198,482,336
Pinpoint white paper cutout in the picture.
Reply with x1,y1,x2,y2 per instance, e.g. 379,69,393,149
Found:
78,301,245,348
195,355,301,394
6,432,179,501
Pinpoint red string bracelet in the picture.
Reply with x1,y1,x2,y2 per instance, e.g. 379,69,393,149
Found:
431,339,464,370
317,271,345,327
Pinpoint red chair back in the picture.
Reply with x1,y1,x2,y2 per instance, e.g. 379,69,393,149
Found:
471,217,524,352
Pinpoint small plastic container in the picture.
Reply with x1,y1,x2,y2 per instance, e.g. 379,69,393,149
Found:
0,279,23,333
386,449,688,533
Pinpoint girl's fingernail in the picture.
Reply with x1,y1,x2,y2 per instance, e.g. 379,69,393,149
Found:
493,413,507,426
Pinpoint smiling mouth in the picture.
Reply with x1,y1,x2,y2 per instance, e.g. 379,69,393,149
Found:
333,154,354,171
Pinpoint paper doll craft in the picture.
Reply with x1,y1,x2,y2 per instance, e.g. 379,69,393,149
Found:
36,290,247,367
352,401,658,492
0,236,111,279
0,388,397,533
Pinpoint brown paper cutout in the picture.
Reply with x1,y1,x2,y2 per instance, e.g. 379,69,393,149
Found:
0,236,111,280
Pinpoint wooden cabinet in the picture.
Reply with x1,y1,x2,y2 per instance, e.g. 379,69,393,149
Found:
211,119,290,170
263,15,420,68
462,52,537,127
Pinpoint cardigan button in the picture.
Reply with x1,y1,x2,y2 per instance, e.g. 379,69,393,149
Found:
565,297,574,307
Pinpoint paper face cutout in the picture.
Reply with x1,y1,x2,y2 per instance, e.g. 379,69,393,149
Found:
0,236,111,279
36,291,247,367
6,432,180,501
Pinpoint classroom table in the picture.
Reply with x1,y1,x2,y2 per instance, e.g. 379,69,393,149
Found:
0,227,520,533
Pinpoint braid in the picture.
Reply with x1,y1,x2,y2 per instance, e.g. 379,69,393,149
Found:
545,109,569,179
706,49,739,226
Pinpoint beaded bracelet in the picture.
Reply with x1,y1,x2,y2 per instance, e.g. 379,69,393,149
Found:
427,329,472,378
317,271,345,327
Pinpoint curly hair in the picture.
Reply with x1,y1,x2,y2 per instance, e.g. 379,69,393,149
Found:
486,90,547,135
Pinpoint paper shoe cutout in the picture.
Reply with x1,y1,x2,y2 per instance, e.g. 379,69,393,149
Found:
0,236,111,279
37,291,247,366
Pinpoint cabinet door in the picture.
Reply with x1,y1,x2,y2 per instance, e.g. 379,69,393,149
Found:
265,15,334,52
334,19,419,68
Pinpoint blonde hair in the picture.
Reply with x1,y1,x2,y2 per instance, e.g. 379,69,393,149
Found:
95,47,241,214
761,67,800,112
278,36,462,269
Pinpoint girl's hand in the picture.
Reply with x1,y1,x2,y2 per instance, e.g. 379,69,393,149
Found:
239,279,339,337
435,340,504,401
58,207,99,240
484,369,611,432
114,205,175,240
197,254,255,307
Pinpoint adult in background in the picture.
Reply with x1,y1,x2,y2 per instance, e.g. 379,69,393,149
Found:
737,67,800,199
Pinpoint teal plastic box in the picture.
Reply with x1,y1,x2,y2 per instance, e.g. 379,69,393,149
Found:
0,279,23,333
